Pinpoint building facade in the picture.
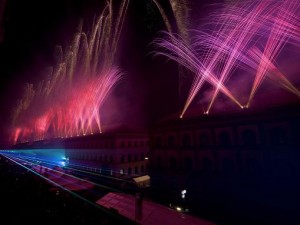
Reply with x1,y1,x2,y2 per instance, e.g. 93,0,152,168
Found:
149,104,300,177
64,132,150,179
148,104,300,219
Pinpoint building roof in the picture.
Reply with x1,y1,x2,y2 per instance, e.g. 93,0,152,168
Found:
102,123,148,134
155,87,300,124
153,101,300,127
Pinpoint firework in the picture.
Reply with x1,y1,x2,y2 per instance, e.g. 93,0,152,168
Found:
11,1,129,144
155,0,300,117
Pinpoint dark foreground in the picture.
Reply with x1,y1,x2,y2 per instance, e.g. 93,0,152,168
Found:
150,170,300,225
0,155,137,225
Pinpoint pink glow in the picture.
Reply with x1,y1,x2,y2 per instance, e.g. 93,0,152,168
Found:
155,0,300,117
11,1,129,144
12,69,122,144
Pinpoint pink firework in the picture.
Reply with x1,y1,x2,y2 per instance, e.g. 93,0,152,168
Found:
49,68,122,138
11,68,122,144
11,0,129,144
154,0,300,117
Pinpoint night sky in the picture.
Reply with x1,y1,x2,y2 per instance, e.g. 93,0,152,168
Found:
0,0,186,144
1,0,300,145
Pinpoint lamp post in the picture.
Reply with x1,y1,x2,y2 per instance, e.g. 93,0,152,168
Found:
133,175,151,222
181,189,187,211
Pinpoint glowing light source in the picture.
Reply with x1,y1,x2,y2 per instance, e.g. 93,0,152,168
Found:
10,0,129,144
181,189,186,199
155,0,300,117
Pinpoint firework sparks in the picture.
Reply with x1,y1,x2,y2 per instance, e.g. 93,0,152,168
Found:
155,0,300,118
11,1,128,144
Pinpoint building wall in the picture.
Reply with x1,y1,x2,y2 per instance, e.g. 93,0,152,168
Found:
149,105,300,177
64,133,150,178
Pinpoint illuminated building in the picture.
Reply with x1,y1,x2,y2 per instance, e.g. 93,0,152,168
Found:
64,131,149,178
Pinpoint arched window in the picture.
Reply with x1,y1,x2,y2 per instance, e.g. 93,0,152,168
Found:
120,155,125,163
169,157,177,169
270,127,287,145
134,153,138,161
141,153,144,161
182,134,191,147
157,156,162,168
128,167,132,175
128,154,132,162
199,133,209,146
155,137,162,147
168,135,175,147
242,129,256,146
219,131,231,146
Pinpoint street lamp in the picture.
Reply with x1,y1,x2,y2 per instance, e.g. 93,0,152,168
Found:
181,189,186,199
133,175,151,221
